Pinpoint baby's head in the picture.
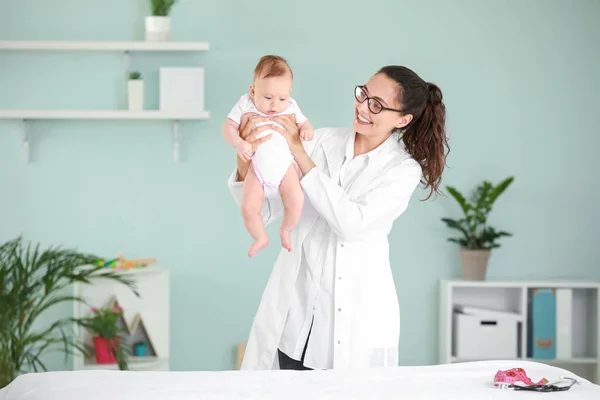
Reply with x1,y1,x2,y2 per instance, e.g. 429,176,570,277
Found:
250,55,293,116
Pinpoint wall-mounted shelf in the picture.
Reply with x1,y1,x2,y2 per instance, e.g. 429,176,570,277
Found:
0,110,210,120
0,40,211,163
0,40,210,51
0,110,210,163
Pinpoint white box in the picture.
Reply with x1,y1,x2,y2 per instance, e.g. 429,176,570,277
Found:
454,307,520,360
159,67,205,111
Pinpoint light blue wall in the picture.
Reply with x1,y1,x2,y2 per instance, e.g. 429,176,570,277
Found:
1,0,599,371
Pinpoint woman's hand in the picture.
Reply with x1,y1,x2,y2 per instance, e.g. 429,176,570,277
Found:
272,115,316,176
239,112,272,150
271,115,304,157
235,112,273,181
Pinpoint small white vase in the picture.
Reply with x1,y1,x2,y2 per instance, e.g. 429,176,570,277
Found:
128,80,144,111
145,16,171,42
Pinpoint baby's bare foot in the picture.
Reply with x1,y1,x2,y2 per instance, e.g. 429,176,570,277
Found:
248,237,269,258
279,228,292,252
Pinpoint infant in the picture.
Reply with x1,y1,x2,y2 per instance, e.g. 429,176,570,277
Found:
223,55,314,258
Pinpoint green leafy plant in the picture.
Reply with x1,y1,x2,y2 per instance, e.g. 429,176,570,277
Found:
76,304,129,370
150,0,177,16
441,176,514,250
0,237,137,389
128,71,142,80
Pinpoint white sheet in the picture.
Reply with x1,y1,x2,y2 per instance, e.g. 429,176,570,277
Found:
1,360,599,399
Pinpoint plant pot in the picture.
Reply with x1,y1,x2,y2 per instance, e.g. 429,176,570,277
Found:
145,16,171,41
459,249,491,281
134,342,148,357
93,336,119,364
127,80,144,111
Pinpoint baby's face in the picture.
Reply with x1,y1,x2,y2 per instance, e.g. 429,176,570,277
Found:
250,74,292,115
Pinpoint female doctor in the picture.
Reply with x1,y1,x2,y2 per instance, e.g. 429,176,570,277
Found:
227,65,448,370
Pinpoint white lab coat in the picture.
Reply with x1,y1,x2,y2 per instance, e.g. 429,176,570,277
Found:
227,127,422,370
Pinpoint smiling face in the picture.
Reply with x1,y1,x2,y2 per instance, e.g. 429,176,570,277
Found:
250,73,293,116
352,73,413,140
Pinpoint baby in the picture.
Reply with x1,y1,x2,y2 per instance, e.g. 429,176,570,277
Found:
223,55,314,258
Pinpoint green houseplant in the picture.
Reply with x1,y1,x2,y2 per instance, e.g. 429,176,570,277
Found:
145,0,178,41
441,176,514,280
0,237,137,389
77,303,129,370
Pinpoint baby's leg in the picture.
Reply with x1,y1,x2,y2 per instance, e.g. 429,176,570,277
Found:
241,165,269,258
278,163,304,252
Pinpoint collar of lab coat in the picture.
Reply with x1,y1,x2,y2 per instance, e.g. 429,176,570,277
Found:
323,130,401,193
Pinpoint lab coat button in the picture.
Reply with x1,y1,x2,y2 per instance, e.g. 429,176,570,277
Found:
340,243,344,247
337,340,341,344
338,308,342,312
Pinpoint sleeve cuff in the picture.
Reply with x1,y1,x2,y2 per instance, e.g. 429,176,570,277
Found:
299,166,318,191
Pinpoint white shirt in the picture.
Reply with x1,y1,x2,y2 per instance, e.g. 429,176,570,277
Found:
278,131,389,369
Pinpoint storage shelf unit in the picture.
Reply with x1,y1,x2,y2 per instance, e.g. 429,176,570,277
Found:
72,266,170,372
439,280,600,384
0,40,210,163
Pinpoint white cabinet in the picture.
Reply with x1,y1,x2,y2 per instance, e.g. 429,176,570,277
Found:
439,280,600,384
72,266,170,371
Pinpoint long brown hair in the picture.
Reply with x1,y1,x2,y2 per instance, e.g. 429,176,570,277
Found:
378,66,449,200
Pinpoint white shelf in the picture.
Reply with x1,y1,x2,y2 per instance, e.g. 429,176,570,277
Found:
440,280,600,384
0,110,210,120
0,40,209,51
73,266,170,372
82,357,169,371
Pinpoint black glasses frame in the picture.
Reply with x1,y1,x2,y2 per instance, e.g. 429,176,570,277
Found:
354,85,404,114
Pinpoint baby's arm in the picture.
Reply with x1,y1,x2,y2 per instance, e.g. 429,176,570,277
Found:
222,118,252,161
298,120,315,141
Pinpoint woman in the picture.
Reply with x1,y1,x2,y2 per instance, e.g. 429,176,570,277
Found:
228,65,448,370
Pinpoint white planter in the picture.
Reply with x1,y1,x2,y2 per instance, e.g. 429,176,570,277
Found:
128,80,144,111
145,16,171,42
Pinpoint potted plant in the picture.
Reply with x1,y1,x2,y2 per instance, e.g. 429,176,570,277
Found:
441,176,514,280
0,237,137,389
77,304,129,370
145,0,177,41
128,71,144,111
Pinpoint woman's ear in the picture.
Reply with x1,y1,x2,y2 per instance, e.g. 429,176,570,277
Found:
396,114,413,129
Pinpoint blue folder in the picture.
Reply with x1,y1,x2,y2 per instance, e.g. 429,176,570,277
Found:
530,289,556,359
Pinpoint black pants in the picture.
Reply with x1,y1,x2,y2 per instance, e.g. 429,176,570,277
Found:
277,322,312,370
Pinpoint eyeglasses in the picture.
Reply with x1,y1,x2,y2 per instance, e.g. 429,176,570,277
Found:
354,85,404,114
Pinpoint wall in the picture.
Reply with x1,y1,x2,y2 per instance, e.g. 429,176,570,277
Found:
1,0,599,371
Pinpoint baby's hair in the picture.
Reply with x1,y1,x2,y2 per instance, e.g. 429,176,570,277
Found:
253,55,293,80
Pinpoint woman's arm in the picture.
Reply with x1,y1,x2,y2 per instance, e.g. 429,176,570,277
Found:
299,163,422,240
271,116,422,240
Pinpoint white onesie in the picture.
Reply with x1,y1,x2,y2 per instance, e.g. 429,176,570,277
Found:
227,93,307,188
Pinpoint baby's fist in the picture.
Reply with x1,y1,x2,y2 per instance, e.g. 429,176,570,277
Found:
300,130,314,141
235,140,253,161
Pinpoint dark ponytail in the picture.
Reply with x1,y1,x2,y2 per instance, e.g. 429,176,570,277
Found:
378,66,449,200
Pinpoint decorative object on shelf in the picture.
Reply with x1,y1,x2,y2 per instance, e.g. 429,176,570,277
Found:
159,67,205,111
441,176,514,280
96,254,156,270
0,237,138,389
146,0,177,42
77,302,129,369
134,342,148,357
127,71,144,111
